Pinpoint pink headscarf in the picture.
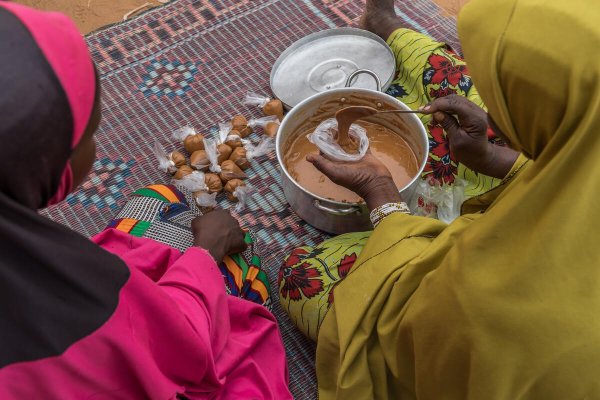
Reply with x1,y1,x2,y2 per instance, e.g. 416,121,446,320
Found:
0,2,96,205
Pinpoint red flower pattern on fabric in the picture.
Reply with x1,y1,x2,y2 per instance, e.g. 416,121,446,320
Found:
429,124,456,161
279,262,324,301
428,54,468,86
425,124,457,185
328,282,337,306
327,253,358,306
424,158,456,185
285,247,309,268
338,253,357,279
429,86,457,99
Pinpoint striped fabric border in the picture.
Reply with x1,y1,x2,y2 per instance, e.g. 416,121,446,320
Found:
107,218,151,236
134,184,187,204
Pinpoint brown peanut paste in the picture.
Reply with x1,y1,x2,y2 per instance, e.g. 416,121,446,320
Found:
285,121,419,203
335,106,378,152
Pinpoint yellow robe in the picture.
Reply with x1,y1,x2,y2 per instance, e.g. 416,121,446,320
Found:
316,0,600,398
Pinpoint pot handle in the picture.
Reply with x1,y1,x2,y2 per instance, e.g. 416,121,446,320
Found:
313,199,361,216
345,69,382,92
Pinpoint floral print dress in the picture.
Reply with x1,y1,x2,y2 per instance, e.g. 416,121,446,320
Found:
278,28,506,340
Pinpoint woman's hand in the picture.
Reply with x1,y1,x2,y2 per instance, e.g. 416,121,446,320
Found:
421,95,519,178
307,151,401,210
192,210,247,264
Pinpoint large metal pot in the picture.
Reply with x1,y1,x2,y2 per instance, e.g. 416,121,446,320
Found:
276,70,429,234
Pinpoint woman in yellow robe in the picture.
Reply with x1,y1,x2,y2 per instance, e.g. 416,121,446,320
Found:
280,0,600,397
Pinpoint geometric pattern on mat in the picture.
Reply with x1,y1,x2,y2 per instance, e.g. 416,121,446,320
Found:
42,1,460,399
138,59,201,98
65,157,136,212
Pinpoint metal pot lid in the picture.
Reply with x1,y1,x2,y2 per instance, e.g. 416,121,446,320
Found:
270,27,396,109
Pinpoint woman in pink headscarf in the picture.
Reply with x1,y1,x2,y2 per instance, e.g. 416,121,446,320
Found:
0,3,291,399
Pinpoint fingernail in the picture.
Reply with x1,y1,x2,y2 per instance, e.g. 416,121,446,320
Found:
423,105,431,111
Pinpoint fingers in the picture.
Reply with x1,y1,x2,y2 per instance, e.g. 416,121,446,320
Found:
420,95,487,121
421,95,489,139
432,111,461,141
420,94,470,115
306,153,339,178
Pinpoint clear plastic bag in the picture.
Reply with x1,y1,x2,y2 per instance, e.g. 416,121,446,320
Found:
172,171,207,193
218,122,233,143
219,122,249,148
173,125,204,153
224,179,255,213
245,137,275,160
196,192,218,209
248,115,279,128
233,185,256,213
308,118,369,162
190,150,210,171
152,141,177,174
248,115,280,138
172,125,196,141
229,138,275,170
406,178,468,224
219,160,247,182
243,92,270,108
244,92,284,120
203,138,222,173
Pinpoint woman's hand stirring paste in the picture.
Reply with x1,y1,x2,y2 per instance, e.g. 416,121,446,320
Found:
308,95,520,212
307,151,400,209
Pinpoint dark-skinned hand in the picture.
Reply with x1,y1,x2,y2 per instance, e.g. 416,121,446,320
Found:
421,94,519,178
192,210,247,264
307,151,401,210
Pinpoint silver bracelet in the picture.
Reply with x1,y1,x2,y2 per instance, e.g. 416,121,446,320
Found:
370,202,411,227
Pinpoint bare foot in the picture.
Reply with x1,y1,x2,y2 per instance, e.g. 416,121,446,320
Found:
360,0,404,40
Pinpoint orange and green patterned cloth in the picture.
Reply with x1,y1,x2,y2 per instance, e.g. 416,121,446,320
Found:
107,184,271,309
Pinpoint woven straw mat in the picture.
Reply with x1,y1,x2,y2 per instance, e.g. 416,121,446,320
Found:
42,1,460,398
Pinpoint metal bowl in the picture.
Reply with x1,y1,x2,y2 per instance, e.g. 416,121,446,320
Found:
277,78,429,234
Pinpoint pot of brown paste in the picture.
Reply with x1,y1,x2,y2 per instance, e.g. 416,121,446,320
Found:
277,70,429,234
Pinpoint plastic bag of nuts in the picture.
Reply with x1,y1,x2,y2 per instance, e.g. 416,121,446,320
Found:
244,92,284,121
172,126,205,153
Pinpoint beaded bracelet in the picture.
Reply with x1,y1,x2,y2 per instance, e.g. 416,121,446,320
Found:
370,202,411,227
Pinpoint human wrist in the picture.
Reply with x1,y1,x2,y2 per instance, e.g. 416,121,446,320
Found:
361,176,402,210
476,144,520,179
370,201,411,227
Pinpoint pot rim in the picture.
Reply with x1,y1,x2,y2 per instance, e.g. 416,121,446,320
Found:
276,87,430,207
